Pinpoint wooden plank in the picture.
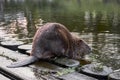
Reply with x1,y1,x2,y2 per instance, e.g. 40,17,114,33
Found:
0,46,98,80
0,56,61,80
0,74,10,80
0,46,63,80
0,56,37,80
0,46,28,61
59,72,98,80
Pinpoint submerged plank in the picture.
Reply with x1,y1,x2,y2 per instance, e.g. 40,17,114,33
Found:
59,72,98,80
53,58,80,67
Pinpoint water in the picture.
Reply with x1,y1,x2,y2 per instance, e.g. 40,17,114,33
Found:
0,0,120,70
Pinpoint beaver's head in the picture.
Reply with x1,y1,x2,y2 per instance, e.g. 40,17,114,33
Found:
73,39,91,60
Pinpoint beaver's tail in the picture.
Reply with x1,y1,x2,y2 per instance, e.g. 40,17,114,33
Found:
7,56,39,68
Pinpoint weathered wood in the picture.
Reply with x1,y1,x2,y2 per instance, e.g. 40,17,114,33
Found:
0,56,37,80
18,44,32,50
80,63,113,80
1,41,24,51
0,46,28,61
18,44,32,54
108,71,120,80
0,46,62,80
0,74,10,80
59,72,98,80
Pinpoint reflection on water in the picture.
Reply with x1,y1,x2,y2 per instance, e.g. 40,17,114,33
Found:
0,0,120,70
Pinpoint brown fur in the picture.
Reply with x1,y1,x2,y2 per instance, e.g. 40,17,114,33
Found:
31,22,91,60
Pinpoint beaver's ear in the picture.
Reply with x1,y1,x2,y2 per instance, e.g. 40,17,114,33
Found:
78,39,86,46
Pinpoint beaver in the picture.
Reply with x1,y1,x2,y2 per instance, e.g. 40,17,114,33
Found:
7,23,91,68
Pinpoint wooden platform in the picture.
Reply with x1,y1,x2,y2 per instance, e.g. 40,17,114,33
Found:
0,46,98,80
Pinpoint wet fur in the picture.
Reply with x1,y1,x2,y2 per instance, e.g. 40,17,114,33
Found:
7,23,91,68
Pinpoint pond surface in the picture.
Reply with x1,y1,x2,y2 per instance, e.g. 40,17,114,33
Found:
0,0,120,70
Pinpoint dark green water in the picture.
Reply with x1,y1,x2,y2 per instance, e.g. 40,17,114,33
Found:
0,0,120,70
